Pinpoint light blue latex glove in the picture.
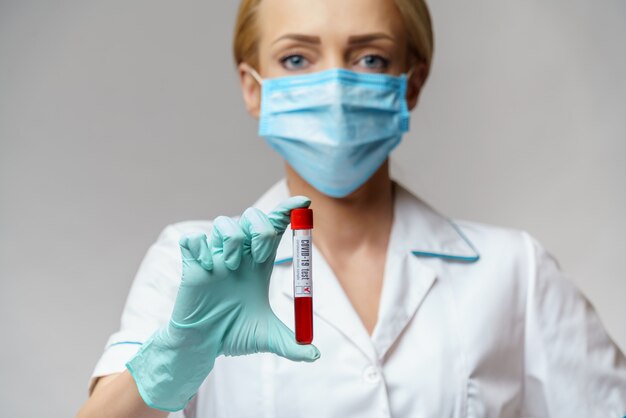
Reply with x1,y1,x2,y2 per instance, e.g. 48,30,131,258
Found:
126,196,321,412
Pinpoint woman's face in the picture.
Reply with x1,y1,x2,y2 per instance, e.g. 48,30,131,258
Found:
239,0,427,117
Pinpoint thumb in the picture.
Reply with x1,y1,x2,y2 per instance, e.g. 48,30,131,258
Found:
265,316,321,362
267,196,311,237
179,236,196,260
179,233,213,271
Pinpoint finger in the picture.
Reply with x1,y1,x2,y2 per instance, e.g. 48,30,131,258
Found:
267,196,311,236
210,216,245,270
265,316,321,362
239,207,277,263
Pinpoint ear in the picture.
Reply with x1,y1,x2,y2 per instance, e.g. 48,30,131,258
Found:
238,62,262,119
406,61,429,111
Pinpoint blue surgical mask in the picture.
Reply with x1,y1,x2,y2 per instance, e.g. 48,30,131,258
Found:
245,65,412,198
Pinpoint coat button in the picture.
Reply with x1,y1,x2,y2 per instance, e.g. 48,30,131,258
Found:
363,365,381,384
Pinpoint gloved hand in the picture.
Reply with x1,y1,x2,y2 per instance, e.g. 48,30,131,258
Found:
126,196,321,412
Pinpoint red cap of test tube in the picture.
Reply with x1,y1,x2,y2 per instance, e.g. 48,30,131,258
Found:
291,208,313,230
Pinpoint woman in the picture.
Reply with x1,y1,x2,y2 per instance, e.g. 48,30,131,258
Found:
77,0,626,417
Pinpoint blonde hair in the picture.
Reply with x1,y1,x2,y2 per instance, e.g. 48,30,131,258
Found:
232,0,434,73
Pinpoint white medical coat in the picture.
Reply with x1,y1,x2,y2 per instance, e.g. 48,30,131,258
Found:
89,178,626,417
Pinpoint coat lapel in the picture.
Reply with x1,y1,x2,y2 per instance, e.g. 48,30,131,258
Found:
369,228,437,362
369,181,480,359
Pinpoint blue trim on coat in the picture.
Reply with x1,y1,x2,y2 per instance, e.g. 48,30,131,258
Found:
107,341,143,349
410,251,480,263
274,257,292,265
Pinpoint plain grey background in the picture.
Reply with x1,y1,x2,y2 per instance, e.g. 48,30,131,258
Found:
1,1,624,417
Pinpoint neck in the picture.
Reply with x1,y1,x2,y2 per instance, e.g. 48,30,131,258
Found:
284,160,395,262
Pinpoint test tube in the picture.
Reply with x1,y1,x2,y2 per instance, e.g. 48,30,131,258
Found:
290,208,314,344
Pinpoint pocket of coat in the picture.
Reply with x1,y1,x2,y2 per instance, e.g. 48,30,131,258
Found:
465,378,538,418
465,379,487,418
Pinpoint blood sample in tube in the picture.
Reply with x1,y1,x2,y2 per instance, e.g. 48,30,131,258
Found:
291,208,313,344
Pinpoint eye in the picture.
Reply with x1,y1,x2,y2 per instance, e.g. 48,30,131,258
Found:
280,54,310,70
357,54,390,71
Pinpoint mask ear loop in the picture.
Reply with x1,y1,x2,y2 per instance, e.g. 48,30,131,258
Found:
406,65,415,80
241,62,263,86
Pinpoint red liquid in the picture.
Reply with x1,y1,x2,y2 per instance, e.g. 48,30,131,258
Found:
295,297,313,344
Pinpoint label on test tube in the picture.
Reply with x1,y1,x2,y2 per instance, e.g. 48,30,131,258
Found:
293,234,312,298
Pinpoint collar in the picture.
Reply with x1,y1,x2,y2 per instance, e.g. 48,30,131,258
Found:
250,178,480,264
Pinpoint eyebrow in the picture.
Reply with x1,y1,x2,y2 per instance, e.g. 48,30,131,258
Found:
272,34,321,45
271,32,395,46
347,33,395,44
